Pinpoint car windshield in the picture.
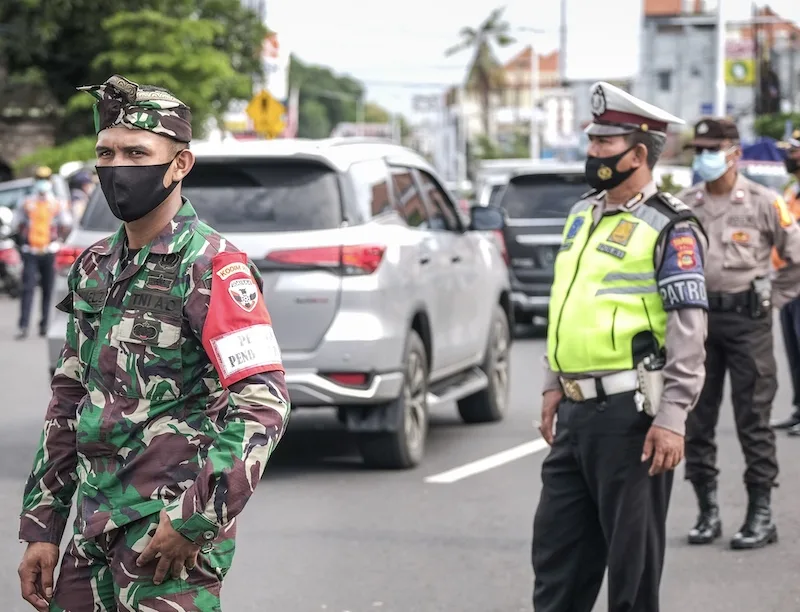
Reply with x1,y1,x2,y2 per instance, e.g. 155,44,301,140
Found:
0,185,31,210
500,173,588,218
81,159,343,233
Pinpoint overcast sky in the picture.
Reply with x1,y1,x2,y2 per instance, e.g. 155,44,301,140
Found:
268,0,800,117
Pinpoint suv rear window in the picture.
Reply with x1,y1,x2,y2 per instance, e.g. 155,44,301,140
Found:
80,159,343,233
500,173,588,218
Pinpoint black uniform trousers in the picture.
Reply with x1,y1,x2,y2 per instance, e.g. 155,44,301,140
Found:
532,392,673,612
19,251,55,333
779,297,800,409
685,311,778,487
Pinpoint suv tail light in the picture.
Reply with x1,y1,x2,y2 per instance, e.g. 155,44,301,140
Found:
55,246,84,276
265,245,386,275
492,230,509,266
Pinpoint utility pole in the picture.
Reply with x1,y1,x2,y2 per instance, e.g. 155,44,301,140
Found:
559,0,567,84
529,39,540,159
714,0,727,116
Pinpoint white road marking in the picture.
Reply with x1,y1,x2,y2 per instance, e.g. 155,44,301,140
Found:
424,438,550,484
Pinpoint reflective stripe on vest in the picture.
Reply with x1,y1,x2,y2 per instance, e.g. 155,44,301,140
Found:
546,201,672,374
25,198,58,250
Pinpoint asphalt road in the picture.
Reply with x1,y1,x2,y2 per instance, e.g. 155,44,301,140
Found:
2,294,800,611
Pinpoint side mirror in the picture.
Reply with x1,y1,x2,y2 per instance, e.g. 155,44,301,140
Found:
469,205,505,231
0,206,13,227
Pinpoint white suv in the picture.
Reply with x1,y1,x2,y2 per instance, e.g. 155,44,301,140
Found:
49,138,513,469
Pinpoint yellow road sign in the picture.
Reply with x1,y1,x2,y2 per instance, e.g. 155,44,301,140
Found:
725,58,755,87
246,90,286,139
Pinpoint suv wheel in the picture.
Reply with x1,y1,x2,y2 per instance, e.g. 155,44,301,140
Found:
358,330,428,469
458,304,511,423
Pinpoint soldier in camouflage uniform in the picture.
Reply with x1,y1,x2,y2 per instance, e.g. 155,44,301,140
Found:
17,75,291,612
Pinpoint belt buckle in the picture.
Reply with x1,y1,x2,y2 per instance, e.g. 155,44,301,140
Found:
561,378,584,402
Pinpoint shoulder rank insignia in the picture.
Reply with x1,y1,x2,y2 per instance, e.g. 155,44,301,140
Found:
657,192,690,212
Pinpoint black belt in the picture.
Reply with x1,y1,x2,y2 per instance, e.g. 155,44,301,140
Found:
707,290,749,312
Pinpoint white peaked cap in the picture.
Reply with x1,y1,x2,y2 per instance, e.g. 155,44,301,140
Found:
586,81,685,136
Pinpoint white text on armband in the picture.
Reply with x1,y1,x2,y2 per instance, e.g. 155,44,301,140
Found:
658,272,709,310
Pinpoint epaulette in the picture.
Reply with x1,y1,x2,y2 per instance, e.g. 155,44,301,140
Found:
654,191,691,214
579,188,600,201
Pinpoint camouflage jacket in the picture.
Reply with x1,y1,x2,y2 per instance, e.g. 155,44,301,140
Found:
20,200,290,546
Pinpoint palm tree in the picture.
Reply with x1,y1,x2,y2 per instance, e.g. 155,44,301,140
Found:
445,7,516,139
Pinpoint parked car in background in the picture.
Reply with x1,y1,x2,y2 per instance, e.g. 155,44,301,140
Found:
477,174,508,208
496,163,589,326
49,138,513,469
738,160,791,194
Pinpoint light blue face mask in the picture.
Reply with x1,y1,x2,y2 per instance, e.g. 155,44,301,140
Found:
692,150,731,182
34,180,52,195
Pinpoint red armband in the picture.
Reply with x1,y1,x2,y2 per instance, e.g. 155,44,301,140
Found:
201,252,284,388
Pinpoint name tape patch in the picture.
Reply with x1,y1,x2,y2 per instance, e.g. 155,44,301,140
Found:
211,324,282,380
216,262,251,280
658,273,708,310
597,243,626,259
130,290,182,316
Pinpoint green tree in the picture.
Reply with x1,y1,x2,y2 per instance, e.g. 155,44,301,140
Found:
288,55,408,140
0,0,265,140
445,7,515,137
754,113,800,140
289,55,363,136
67,10,246,136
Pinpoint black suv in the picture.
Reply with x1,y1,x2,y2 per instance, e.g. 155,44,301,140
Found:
497,163,589,325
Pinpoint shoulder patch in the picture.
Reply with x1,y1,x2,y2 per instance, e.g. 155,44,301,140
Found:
772,196,795,228
657,226,708,312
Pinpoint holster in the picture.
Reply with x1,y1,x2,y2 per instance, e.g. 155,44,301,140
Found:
749,277,772,319
636,357,664,417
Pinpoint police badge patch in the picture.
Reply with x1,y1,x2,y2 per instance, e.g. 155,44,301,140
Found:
228,278,259,312
591,86,607,117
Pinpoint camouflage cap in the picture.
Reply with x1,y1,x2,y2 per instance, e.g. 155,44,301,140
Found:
77,75,192,143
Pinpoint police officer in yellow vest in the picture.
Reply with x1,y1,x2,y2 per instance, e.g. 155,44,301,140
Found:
12,166,72,340
532,82,709,612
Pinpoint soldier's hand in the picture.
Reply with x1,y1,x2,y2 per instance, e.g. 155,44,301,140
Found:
641,425,684,476
137,510,201,585
18,542,59,611
539,390,563,445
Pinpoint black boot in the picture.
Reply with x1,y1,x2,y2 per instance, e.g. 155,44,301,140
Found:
730,485,778,550
688,480,722,545
771,409,800,429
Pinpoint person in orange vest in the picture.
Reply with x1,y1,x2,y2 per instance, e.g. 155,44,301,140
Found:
771,132,800,433
12,166,72,340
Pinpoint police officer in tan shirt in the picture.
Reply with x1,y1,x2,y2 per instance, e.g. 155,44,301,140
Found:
678,118,800,550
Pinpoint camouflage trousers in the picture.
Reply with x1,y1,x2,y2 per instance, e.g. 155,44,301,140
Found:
51,514,235,612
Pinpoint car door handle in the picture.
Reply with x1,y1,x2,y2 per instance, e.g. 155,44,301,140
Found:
451,255,461,263
419,256,431,265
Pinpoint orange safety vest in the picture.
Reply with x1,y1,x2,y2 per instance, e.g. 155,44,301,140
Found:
23,197,60,250
772,183,800,270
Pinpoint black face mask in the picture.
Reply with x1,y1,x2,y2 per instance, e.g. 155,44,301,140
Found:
97,159,179,222
785,157,800,175
585,146,637,191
